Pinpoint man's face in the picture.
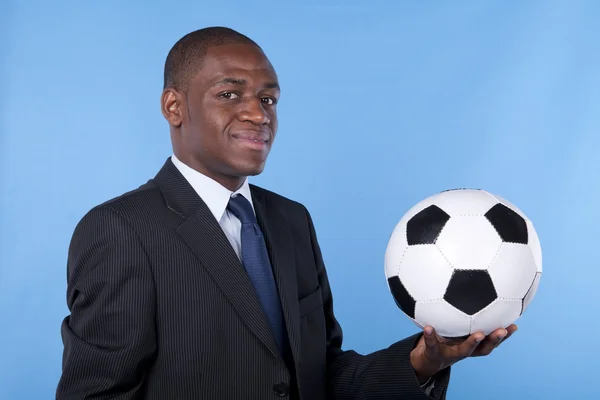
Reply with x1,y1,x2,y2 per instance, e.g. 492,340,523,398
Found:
163,43,280,190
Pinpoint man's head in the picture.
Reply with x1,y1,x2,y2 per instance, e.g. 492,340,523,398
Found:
161,27,280,191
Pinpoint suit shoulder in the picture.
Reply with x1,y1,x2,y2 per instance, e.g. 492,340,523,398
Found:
79,180,164,224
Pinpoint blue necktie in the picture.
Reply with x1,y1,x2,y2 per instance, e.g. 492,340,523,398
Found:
227,195,288,358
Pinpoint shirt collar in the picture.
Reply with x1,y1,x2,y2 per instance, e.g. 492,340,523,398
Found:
171,154,254,222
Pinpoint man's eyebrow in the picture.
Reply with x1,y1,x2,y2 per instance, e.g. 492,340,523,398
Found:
264,82,280,90
214,77,247,86
212,77,280,90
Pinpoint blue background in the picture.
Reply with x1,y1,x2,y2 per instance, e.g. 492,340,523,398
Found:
1,1,598,399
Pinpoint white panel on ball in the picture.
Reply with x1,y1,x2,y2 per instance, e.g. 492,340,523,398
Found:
435,216,503,270
433,189,498,216
470,299,523,336
487,243,538,299
398,246,453,301
415,300,471,338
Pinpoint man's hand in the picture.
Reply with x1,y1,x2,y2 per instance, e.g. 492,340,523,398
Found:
410,324,518,383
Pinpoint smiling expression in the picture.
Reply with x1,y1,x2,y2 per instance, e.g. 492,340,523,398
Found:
162,43,280,191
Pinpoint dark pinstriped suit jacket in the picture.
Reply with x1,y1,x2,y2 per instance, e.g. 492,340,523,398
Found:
56,158,450,400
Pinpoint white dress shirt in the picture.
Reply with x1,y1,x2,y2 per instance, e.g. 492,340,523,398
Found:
171,154,253,260
171,154,436,396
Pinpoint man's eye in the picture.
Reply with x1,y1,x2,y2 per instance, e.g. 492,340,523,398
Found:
262,97,277,105
220,92,240,99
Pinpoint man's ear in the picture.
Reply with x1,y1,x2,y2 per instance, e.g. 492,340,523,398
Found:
161,88,184,128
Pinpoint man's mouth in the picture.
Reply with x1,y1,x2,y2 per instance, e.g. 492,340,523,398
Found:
232,131,270,149
232,132,270,150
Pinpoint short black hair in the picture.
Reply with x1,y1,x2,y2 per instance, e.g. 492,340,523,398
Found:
163,26,260,92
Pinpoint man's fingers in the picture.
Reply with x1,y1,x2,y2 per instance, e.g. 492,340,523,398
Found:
490,325,517,348
423,326,440,354
473,328,508,356
458,331,485,357
488,327,509,346
504,324,518,340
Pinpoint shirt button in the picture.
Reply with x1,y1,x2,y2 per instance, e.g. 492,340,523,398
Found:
273,382,289,397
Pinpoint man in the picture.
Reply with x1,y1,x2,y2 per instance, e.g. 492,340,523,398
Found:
57,27,515,399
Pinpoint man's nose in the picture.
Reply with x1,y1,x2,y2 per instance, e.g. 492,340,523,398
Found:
238,98,270,125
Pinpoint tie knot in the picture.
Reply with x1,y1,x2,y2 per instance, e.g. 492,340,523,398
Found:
227,195,256,224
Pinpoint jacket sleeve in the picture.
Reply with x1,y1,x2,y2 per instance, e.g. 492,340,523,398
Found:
303,207,451,400
56,206,156,399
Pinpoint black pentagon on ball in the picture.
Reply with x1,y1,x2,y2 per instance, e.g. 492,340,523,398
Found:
406,205,450,245
485,203,528,244
443,270,497,315
388,276,416,319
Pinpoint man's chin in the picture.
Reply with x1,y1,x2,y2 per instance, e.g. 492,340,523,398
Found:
230,160,268,178
243,164,267,177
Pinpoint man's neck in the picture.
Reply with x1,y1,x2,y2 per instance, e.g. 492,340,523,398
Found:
173,154,246,192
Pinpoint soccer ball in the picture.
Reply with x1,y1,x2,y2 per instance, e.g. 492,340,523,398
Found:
384,188,542,338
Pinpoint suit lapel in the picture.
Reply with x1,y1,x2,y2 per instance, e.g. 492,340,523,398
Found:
251,186,301,371
154,159,281,359
176,208,283,359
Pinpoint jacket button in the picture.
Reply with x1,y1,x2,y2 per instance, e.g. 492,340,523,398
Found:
273,382,289,397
